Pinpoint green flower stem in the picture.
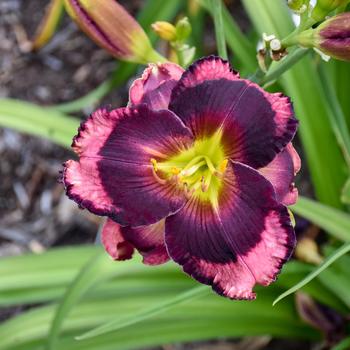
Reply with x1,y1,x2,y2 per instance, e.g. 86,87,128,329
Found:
281,17,316,48
210,0,228,59
260,48,310,86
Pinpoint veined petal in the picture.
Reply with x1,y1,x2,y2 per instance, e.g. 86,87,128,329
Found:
169,56,298,168
101,218,134,260
171,56,240,90
259,143,301,206
122,220,169,265
129,63,184,110
165,161,295,299
63,105,193,227
101,219,169,265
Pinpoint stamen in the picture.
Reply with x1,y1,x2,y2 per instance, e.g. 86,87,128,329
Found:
214,159,229,178
201,171,212,192
201,176,208,192
183,182,195,199
219,159,228,173
203,156,217,174
171,167,181,175
151,167,167,185
150,158,158,172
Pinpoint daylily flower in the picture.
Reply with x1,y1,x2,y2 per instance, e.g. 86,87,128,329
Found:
63,56,300,299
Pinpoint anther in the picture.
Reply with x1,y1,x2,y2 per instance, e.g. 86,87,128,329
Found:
171,167,181,175
150,158,158,172
201,176,208,192
218,159,228,173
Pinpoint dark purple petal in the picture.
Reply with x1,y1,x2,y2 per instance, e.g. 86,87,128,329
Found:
129,63,184,110
169,56,298,168
122,219,169,265
63,105,193,226
101,218,134,260
259,143,301,205
165,161,295,299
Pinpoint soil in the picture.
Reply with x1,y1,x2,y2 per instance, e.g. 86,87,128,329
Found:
0,1,315,349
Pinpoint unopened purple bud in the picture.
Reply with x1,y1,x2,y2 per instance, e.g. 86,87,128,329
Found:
63,0,165,64
317,13,350,61
295,13,350,61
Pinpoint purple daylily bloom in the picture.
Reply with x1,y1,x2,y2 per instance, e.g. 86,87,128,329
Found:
63,56,300,299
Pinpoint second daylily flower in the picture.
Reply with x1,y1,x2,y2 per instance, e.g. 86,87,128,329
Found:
63,56,300,299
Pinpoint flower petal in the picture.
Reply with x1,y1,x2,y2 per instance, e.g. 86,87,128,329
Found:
101,218,169,265
165,161,295,299
122,220,169,265
101,218,134,260
259,143,301,206
63,105,193,226
129,63,184,110
169,56,298,168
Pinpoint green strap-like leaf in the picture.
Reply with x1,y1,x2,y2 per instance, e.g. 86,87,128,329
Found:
0,98,78,148
197,0,256,71
273,242,350,305
292,196,350,242
274,196,350,304
332,337,350,350
46,251,143,350
209,0,228,59
76,285,210,340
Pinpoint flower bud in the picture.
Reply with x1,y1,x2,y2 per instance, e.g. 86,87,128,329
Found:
151,21,177,42
311,0,350,22
287,0,309,14
296,13,350,61
32,0,64,50
175,17,192,42
63,0,165,64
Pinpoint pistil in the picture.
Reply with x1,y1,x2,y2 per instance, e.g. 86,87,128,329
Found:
150,154,228,197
